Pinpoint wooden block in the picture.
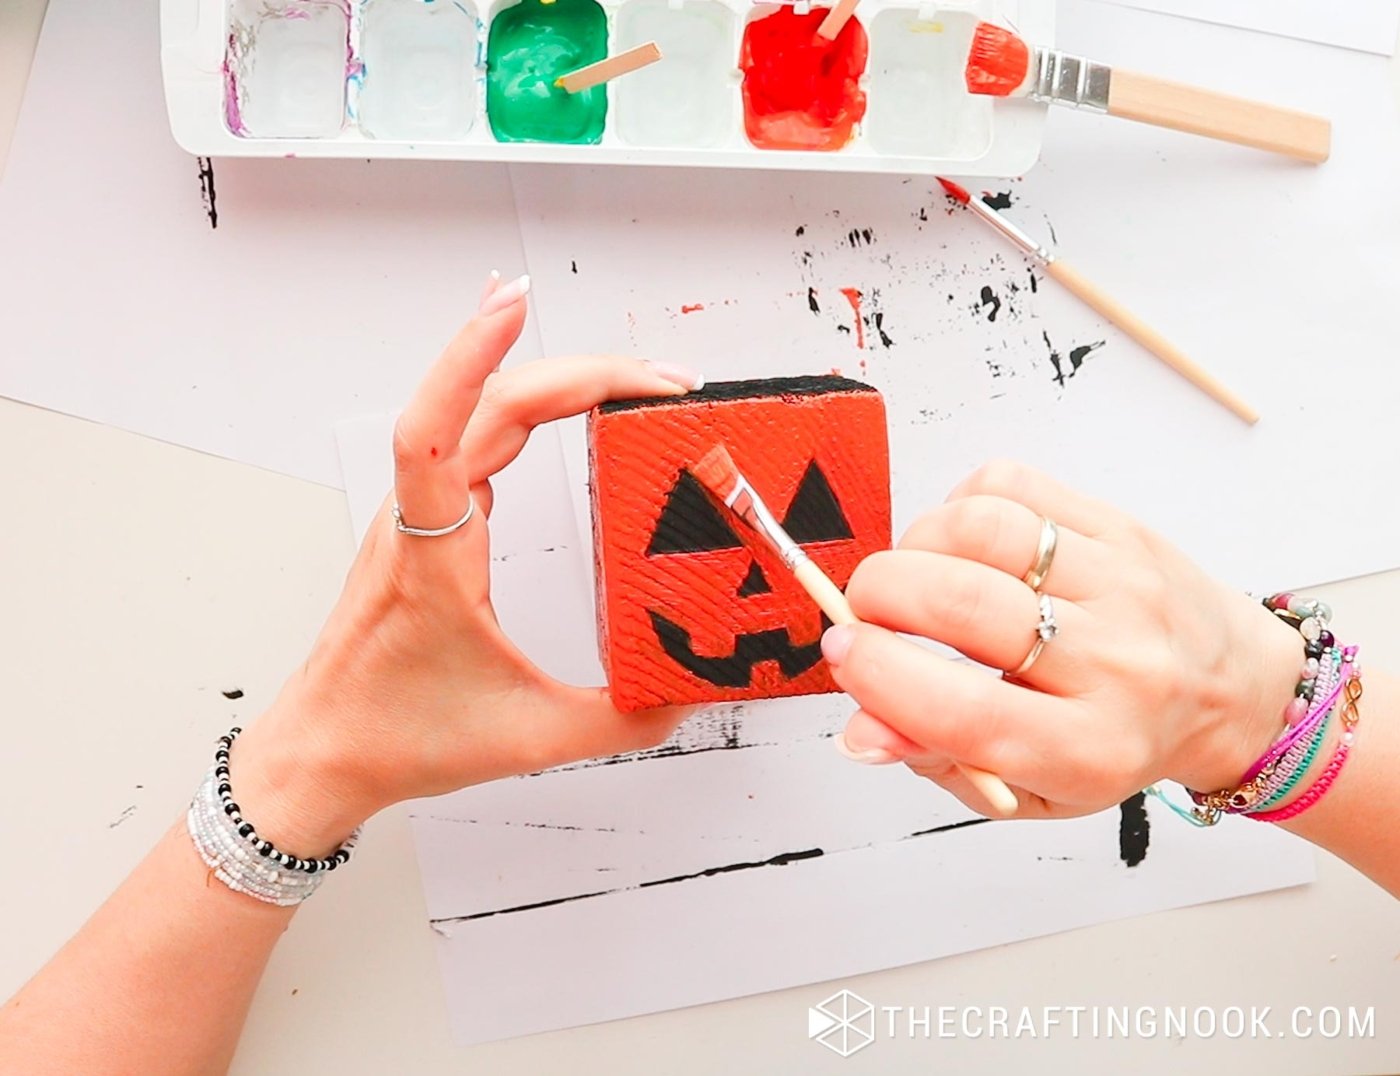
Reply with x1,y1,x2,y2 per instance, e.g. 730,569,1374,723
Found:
589,376,891,713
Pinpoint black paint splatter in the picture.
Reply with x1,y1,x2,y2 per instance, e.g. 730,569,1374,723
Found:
872,311,894,348
1044,332,1105,386
847,227,875,247
807,286,820,314
982,190,1014,210
1118,793,1150,867
979,285,1002,322
1028,269,1039,294
795,225,806,237
222,688,244,700
196,156,218,230
108,805,137,829
570,260,578,274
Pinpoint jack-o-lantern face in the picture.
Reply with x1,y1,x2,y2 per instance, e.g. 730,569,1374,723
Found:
589,376,891,713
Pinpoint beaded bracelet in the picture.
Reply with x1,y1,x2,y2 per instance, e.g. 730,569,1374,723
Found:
185,727,361,906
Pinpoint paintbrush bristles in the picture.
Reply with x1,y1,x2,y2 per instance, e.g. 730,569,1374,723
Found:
693,444,742,506
965,21,1031,97
936,176,972,205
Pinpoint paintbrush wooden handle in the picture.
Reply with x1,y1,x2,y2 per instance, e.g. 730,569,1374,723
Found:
1044,259,1259,425
1108,70,1331,164
797,558,1020,816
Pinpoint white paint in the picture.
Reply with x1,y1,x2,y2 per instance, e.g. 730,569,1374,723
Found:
229,0,350,138
358,0,480,140
866,8,995,158
613,0,737,148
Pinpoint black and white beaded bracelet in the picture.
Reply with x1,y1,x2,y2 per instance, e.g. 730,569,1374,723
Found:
186,727,360,906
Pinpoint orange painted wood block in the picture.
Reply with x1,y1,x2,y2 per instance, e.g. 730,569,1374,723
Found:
588,376,891,712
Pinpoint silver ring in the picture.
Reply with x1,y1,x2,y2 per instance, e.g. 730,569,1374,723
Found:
392,495,476,537
1022,516,1059,592
1006,593,1058,679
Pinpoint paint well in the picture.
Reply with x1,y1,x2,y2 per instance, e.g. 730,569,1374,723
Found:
866,9,992,158
739,6,868,152
226,0,350,138
613,0,736,148
358,0,479,140
486,0,609,145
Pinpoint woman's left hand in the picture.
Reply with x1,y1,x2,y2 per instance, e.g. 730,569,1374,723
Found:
229,276,704,851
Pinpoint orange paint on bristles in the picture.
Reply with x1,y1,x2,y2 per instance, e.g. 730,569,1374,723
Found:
693,443,741,505
965,21,1030,97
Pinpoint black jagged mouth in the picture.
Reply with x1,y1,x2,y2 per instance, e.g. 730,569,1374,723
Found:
648,610,824,688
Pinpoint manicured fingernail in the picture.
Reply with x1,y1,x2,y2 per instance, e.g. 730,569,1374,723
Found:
834,732,899,766
478,269,502,307
479,273,530,317
645,360,705,392
822,624,854,666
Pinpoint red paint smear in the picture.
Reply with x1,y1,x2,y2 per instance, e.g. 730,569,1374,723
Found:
680,303,706,314
430,446,439,458
740,8,868,152
965,22,1029,97
839,287,865,350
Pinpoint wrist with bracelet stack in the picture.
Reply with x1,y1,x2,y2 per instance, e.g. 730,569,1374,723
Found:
1149,592,1363,828
186,727,361,906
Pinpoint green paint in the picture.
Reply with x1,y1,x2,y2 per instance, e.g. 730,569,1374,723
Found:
486,0,608,144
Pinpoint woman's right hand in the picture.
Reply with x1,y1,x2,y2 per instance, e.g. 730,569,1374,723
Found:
820,462,1306,819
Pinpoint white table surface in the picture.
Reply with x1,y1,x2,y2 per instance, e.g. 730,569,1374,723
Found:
3,3,1399,1073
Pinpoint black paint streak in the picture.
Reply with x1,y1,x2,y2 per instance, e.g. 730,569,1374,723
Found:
1028,269,1039,294
837,324,851,334
1045,332,1105,387
979,285,1002,323
847,227,875,247
872,311,894,348
902,817,993,839
807,286,821,314
196,157,218,229
570,260,578,274
1118,793,1150,867
1046,218,1059,245
221,688,244,700
435,847,826,923
982,190,1014,210
108,805,137,829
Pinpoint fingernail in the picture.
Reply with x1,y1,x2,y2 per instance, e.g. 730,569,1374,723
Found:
478,269,502,307
822,624,854,666
834,732,899,766
645,360,705,392
479,273,530,317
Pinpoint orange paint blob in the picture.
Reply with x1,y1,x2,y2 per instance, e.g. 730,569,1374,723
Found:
965,21,1030,97
680,303,706,314
739,7,868,151
839,286,864,349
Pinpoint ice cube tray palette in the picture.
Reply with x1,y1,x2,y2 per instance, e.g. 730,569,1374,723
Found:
161,0,1054,175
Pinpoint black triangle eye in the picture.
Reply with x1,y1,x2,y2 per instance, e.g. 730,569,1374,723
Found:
648,470,744,554
781,462,853,543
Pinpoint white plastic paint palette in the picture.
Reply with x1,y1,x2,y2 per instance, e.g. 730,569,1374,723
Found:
162,0,1054,175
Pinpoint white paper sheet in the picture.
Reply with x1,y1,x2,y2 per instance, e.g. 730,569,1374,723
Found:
0,0,535,490
1091,0,1400,55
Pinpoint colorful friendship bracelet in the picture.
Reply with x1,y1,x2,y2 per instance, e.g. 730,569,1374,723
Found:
1154,593,1362,828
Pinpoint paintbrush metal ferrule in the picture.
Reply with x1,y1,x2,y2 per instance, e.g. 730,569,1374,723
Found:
966,197,1055,263
1029,47,1111,112
727,480,805,569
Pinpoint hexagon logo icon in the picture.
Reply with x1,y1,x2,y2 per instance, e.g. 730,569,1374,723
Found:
808,989,876,1058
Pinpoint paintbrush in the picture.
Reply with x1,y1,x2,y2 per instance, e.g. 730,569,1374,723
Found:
964,22,1330,164
694,443,1020,817
937,177,1258,425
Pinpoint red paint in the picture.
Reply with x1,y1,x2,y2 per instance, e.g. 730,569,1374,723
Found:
680,303,706,314
936,176,972,204
839,287,865,349
740,7,868,152
965,21,1030,97
430,446,439,457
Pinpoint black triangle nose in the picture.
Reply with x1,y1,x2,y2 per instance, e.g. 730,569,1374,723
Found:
737,560,772,597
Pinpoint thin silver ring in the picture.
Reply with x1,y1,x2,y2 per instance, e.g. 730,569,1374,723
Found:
1022,516,1059,591
392,495,476,537
1006,593,1058,679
